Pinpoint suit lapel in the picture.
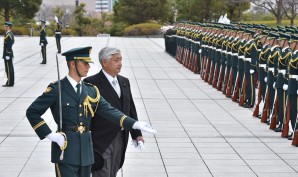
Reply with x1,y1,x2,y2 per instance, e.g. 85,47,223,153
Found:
61,77,79,102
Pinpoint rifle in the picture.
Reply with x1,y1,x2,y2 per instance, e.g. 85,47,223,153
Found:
226,68,234,98
212,62,220,88
261,85,269,123
222,66,230,94
239,74,247,106
281,96,290,138
232,72,240,102
204,57,211,82
291,112,298,145
269,92,278,130
208,61,215,85
217,64,224,91
253,81,262,117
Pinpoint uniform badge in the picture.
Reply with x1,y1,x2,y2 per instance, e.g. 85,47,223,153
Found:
44,87,52,93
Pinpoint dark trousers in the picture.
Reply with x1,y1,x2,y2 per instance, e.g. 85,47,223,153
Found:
277,89,286,125
245,72,256,106
4,58,14,86
55,163,91,177
56,35,61,53
41,45,47,64
92,131,125,177
289,95,297,131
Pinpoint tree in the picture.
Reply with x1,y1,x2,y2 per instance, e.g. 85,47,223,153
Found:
252,0,285,25
54,6,65,20
225,0,251,21
114,0,173,24
0,0,42,21
73,3,91,36
282,0,298,26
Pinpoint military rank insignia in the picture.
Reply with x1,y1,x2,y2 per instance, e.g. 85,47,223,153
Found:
44,87,52,93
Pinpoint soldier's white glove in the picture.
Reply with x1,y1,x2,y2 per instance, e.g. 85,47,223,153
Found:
264,77,267,83
199,49,202,53
131,140,145,151
283,84,288,91
46,132,65,147
5,56,10,60
273,82,276,89
40,43,44,46
132,121,157,134
297,90,298,95
250,69,254,74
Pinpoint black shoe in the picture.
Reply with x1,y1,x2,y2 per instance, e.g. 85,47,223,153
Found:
2,84,13,87
288,133,293,140
244,104,253,108
274,127,282,132
257,114,261,118
58,51,61,54
40,62,46,64
266,119,270,125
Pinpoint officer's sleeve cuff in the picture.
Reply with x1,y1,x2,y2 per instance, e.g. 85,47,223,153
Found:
33,121,52,140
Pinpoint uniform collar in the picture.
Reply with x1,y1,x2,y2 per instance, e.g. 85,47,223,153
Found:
66,75,82,92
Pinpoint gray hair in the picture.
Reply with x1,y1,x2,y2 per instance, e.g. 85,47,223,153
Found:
98,47,121,64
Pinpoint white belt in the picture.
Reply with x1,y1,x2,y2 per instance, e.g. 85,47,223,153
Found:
239,56,244,59
231,53,238,56
278,69,286,75
244,57,251,62
268,67,274,72
195,41,201,45
222,50,227,54
257,49,262,52
216,49,222,52
289,75,298,80
55,32,61,34
172,35,178,37
259,64,266,68
201,45,206,48
227,52,232,55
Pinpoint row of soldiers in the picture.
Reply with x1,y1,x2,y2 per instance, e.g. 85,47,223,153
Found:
2,20,62,87
164,22,298,146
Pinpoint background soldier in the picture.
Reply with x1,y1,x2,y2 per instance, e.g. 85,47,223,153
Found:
2,21,15,87
26,46,156,177
39,20,48,64
55,20,62,54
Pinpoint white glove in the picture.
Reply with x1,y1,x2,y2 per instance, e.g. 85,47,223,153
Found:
250,69,254,74
40,43,44,46
199,49,202,53
132,121,157,134
46,132,65,147
283,84,288,91
5,56,10,60
297,90,298,95
131,140,145,151
273,82,276,89
264,77,267,83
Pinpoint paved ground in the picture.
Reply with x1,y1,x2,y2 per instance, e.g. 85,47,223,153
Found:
0,36,298,177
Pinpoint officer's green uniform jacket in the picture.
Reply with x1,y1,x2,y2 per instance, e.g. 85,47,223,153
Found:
39,26,48,45
2,31,14,59
26,77,136,166
55,23,62,39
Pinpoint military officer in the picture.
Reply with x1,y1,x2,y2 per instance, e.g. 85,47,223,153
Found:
2,22,15,87
39,20,48,64
55,20,62,54
26,46,156,177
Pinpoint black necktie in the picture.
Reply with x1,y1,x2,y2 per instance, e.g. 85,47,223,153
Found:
76,83,81,98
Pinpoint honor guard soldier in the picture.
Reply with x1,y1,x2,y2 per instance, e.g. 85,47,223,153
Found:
272,33,292,131
39,20,48,64
55,20,62,54
282,35,298,139
2,22,15,87
26,46,156,177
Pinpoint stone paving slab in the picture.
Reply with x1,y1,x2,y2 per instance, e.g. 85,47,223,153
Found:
0,36,297,177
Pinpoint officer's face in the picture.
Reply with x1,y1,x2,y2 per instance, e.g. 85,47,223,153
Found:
72,60,90,77
102,53,122,77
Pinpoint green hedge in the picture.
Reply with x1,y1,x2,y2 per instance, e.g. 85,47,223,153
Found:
123,23,162,36
0,27,30,35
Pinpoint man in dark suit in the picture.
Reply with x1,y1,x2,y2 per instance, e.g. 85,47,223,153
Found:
84,47,144,177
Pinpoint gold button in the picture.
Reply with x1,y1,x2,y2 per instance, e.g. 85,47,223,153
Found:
79,113,82,116
79,104,82,107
